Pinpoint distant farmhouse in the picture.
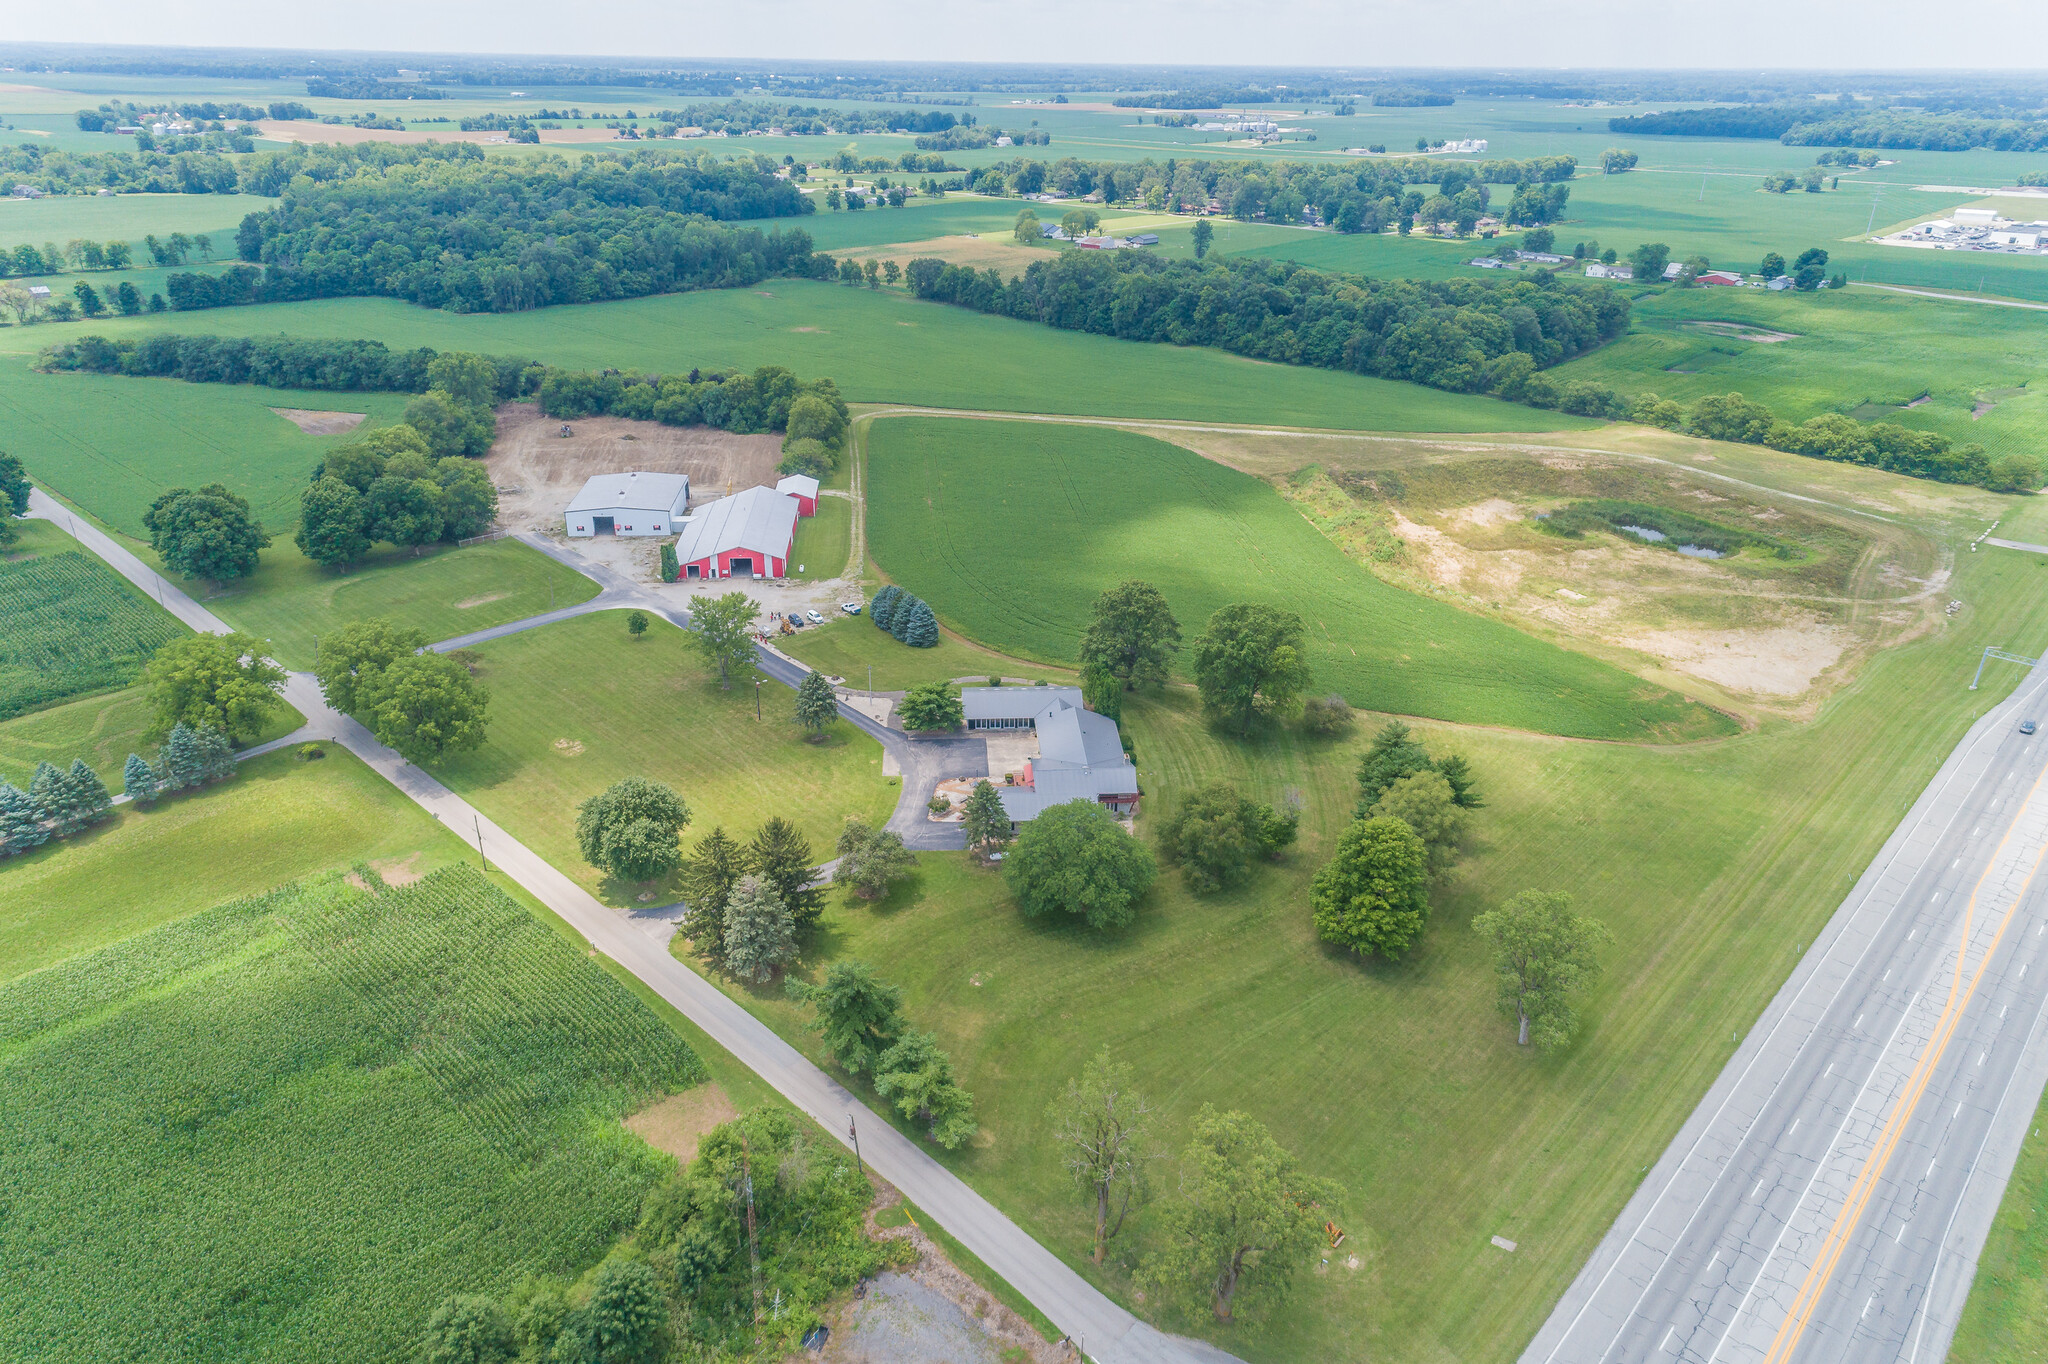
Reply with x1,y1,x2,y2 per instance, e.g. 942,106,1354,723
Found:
1584,262,1633,280
961,687,1140,827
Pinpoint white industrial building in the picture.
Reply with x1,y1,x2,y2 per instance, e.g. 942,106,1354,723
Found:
563,471,691,538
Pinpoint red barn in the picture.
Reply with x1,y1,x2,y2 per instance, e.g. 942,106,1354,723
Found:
774,473,820,518
672,485,800,580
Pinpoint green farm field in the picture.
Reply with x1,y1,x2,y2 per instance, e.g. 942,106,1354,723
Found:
0,191,276,250
705,478,2048,1362
0,863,700,1362
198,535,602,669
862,415,1729,741
0,517,185,718
424,610,896,906
0,355,412,535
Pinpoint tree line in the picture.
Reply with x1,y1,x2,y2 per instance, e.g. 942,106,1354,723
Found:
1609,102,2048,152
904,251,1630,395
40,332,534,395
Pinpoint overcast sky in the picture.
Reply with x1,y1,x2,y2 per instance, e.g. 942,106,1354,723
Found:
21,0,2047,73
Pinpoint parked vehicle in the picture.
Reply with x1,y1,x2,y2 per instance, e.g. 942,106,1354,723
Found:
842,601,863,615
787,613,804,628
806,609,824,624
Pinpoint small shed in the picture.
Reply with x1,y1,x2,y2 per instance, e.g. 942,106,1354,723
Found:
565,471,690,538
774,473,820,518
673,485,800,580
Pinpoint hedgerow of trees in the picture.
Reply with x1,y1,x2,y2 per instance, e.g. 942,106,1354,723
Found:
1611,102,2048,152
788,959,977,1148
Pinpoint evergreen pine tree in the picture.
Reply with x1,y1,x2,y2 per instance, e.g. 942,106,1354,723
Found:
870,584,904,632
69,759,112,828
747,816,824,931
0,780,45,856
195,725,237,782
722,874,798,984
123,753,160,805
960,778,1012,858
161,722,203,791
900,598,940,648
28,762,65,830
889,594,922,643
680,826,748,963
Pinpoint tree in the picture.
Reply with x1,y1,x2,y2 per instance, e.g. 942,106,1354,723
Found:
420,1295,515,1364
1078,580,1181,691
1600,147,1638,174
1004,799,1157,930
887,592,926,643
1792,246,1830,291
315,618,429,715
122,752,159,805
143,484,270,581
1191,602,1311,737
141,633,286,741
832,816,916,900
402,388,497,459
960,778,1011,858
0,779,44,857
1060,208,1101,238
899,680,963,731
0,451,30,517
156,722,204,792
688,591,758,688
1368,769,1467,878
64,759,112,832
1081,664,1122,724
1137,1106,1336,1322
875,1030,977,1148
869,584,905,633
1759,251,1787,278
1300,694,1353,736
366,473,444,552
625,610,650,642
356,652,490,763
747,816,823,929
561,1260,668,1364
1048,1046,1154,1263
1311,816,1430,959
425,350,501,409
434,458,498,541
1474,890,1612,1049
296,477,372,569
1159,782,1296,893
1014,208,1043,244
1355,720,1428,812
680,827,748,961
1523,225,1556,253
72,280,104,316
1191,219,1214,259
723,874,798,983
115,280,142,315
785,393,846,450
897,597,940,648
794,669,839,738
576,777,691,884
1629,242,1671,285
788,958,904,1076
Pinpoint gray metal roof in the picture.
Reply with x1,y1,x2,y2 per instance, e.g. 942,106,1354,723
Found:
564,471,690,516
962,686,1082,723
673,485,800,564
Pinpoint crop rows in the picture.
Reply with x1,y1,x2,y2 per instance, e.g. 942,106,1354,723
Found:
0,550,185,719
0,865,703,1362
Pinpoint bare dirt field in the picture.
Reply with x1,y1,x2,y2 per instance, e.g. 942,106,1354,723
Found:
485,401,784,535
624,1082,739,1165
270,407,365,435
836,233,1048,275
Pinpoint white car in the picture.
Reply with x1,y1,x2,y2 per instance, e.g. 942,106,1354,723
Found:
805,609,825,625
841,601,863,615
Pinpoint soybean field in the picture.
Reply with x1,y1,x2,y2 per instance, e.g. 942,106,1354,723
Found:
0,865,703,1362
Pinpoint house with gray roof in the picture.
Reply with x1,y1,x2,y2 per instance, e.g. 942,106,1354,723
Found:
958,687,1140,826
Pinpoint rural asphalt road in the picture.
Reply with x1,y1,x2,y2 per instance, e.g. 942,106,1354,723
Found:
29,494,1227,1364
1522,649,2048,1363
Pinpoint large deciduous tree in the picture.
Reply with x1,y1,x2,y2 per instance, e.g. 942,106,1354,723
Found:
433,458,499,541
1472,890,1611,1049
898,680,963,731
576,776,692,884
356,652,490,763
1003,798,1157,930
296,477,372,569
143,483,271,581
788,958,905,1077
687,591,759,689
1158,781,1298,893
1191,602,1311,737
832,816,916,900
1078,580,1181,691
140,632,286,741
419,1295,515,1364
1310,815,1429,959
1138,1106,1336,1322
1048,1046,1154,1263
1368,769,1466,879
314,617,429,715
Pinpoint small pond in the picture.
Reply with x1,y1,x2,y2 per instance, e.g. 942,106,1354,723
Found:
1619,525,1725,559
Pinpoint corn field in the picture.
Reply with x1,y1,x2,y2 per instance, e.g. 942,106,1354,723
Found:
0,550,185,719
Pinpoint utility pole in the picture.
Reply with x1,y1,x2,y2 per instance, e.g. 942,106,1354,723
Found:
473,814,488,872
740,1131,764,1334
848,1113,863,1176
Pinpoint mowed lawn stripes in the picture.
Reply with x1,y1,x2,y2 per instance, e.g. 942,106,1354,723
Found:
864,416,1732,741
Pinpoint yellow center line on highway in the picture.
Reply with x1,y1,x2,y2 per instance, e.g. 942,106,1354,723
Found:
1761,765,2048,1364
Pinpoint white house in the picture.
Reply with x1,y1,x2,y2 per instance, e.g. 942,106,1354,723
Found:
564,471,690,538
961,687,1141,825
1584,262,1633,280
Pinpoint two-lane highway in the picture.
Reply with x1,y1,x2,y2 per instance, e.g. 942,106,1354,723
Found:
1524,659,2048,1364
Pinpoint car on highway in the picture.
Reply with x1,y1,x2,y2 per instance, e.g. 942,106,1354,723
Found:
841,601,862,615
2023,719,2037,735
805,609,824,625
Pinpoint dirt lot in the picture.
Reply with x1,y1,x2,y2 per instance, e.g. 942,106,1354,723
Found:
270,407,365,435
624,1083,738,1165
485,401,784,535
836,233,1049,275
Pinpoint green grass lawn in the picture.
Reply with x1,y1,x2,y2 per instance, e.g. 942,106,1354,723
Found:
0,746,475,981
785,615,1079,693
1953,1095,2048,1362
0,863,699,1363
424,610,896,906
1548,284,2048,461
0,355,413,535
198,535,602,668
703,479,2048,1359
0,517,186,718
790,494,853,580
0,683,303,791
862,415,1729,742
0,281,1599,437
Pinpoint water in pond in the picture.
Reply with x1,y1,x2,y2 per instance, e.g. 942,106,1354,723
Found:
1618,524,1666,542
1676,544,1726,559
1619,525,1725,558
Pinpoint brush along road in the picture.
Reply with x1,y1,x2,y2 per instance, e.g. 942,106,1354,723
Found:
1523,653,2048,1363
